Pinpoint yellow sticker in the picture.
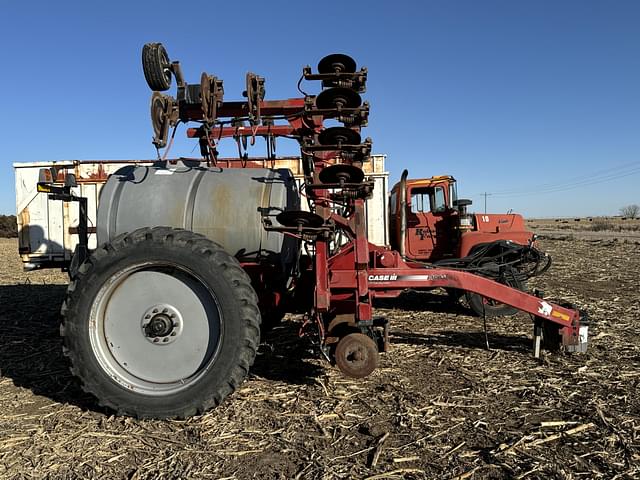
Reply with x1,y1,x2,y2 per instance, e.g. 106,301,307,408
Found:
551,310,571,322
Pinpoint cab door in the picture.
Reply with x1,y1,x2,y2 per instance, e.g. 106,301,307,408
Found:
406,185,449,261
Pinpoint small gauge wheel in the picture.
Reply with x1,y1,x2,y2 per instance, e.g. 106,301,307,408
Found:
276,211,324,229
200,73,213,123
150,92,173,148
334,332,378,378
318,127,361,146
142,43,172,91
315,88,362,110
318,53,357,74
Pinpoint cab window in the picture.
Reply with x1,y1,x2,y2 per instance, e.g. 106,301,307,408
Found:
410,186,447,213
449,182,458,206
410,188,430,213
433,186,446,213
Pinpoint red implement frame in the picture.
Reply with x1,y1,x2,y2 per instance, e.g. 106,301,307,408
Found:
179,90,584,356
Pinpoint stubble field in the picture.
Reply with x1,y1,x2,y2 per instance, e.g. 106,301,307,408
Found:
0,235,639,479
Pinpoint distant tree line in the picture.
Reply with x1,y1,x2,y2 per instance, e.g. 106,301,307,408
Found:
0,215,18,238
620,204,640,219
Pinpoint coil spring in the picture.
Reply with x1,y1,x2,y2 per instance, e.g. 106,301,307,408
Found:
342,190,360,199
331,79,354,89
338,114,356,125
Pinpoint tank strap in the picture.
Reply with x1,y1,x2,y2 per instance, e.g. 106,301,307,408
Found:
258,169,276,253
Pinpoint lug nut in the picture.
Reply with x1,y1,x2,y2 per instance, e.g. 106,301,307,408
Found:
162,308,168,313
153,338,159,343
171,332,176,336
162,338,169,343
152,309,158,313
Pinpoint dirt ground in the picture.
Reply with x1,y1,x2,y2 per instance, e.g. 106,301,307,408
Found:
527,217,640,241
0,236,639,479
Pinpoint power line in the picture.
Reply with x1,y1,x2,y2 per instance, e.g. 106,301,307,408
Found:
493,166,640,198
493,160,640,194
476,161,640,199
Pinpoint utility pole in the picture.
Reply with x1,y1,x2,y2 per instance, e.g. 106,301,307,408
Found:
481,192,492,213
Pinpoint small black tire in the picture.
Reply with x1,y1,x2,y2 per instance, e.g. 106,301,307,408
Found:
142,43,172,91
466,272,526,318
60,227,261,419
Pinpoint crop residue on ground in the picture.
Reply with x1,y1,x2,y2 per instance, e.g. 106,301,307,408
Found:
0,237,639,479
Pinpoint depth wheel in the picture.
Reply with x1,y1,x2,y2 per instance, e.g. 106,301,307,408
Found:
541,319,563,351
334,332,378,378
318,53,357,74
315,88,362,110
60,227,261,419
318,127,361,146
319,164,365,184
276,210,324,228
142,43,172,91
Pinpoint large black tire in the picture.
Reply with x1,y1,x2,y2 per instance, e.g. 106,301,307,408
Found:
466,270,526,318
60,227,261,419
142,43,172,91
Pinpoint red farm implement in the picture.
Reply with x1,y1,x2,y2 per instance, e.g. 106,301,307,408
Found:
31,44,588,418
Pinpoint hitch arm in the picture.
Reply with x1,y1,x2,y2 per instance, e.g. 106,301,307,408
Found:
331,267,588,353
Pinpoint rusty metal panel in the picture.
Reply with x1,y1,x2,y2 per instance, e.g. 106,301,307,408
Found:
14,160,154,268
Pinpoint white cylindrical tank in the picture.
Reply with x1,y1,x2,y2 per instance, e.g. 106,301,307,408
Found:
97,160,300,269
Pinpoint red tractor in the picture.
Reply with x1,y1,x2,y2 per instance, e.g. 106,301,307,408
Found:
32,44,585,419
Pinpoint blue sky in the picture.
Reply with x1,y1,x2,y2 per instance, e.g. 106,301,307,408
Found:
1,1,638,217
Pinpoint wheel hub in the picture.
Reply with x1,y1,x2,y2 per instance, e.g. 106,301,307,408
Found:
141,304,183,345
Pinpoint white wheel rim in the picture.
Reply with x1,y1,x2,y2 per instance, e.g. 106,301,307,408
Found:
89,262,222,395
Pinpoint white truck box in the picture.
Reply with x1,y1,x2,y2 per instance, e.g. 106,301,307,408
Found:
14,155,388,269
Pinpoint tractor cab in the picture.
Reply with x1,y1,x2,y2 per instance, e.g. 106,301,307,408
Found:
390,170,535,263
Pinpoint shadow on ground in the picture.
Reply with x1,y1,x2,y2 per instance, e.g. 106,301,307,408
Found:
253,321,324,383
374,289,467,315
0,284,324,414
0,283,531,413
0,283,98,411
391,329,532,353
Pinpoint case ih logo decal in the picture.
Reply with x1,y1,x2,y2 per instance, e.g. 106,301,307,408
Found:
368,274,398,281
368,274,448,282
